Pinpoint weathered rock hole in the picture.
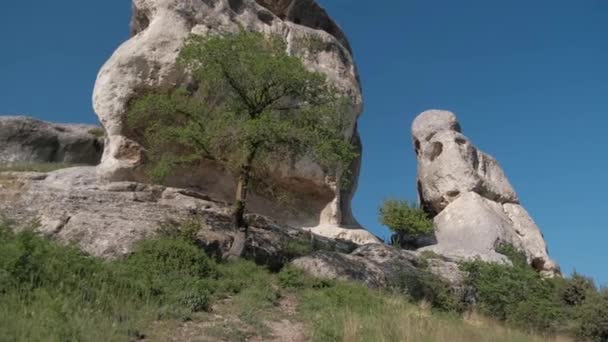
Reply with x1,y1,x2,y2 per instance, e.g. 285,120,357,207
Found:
429,142,443,161
228,0,245,14
532,257,546,271
414,139,421,156
455,137,467,145
447,190,460,197
257,9,275,24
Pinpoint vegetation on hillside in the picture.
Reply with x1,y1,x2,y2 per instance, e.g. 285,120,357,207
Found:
127,31,357,259
379,199,434,248
462,244,608,341
0,221,581,342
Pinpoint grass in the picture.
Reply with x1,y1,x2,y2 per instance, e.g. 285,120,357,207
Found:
0,162,82,173
0,221,573,342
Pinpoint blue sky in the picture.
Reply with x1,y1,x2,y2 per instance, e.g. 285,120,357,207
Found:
1,1,606,285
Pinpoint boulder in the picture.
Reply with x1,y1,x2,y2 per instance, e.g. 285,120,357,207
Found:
413,110,518,215
413,110,559,276
0,116,103,165
292,243,463,288
92,0,369,239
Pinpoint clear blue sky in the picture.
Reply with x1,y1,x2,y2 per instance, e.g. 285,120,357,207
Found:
1,1,606,285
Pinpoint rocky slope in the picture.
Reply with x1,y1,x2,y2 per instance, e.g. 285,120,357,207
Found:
0,116,103,165
92,0,373,242
412,110,559,276
0,166,460,291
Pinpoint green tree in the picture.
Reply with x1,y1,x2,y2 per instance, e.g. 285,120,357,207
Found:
127,31,357,259
379,200,434,240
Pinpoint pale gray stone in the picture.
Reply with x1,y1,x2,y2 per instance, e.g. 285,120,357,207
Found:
413,110,518,214
0,167,355,263
412,110,560,276
0,116,103,165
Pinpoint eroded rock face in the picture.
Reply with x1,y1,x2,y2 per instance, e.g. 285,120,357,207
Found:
413,110,559,276
292,243,468,300
92,0,370,239
0,116,103,165
0,167,356,262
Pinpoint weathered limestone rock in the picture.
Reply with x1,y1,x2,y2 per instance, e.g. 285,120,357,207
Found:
412,110,518,215
0,167,355,264
292,243,466,297
0,116,103,165
92,0,370,240
413,110,559,276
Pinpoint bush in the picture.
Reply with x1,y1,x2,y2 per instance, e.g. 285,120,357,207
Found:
0,222,225,339
577,290,608,341
462,258,566,333
379,199,434,237
559,272,596,306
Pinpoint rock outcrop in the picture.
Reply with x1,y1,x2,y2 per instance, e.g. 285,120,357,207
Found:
0,167,355,265
0,116,103,165
413,110,559,276
0,166,461,292
92,0,375,243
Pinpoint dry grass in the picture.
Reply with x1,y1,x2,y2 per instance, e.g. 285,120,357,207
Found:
297,282,573,342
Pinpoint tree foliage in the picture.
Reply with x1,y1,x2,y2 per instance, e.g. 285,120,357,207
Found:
128,31,356,182
127,31,358,257
379,199,434,237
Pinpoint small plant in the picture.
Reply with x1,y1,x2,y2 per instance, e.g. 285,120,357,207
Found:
495,242,528,267
294,34,327,55
284,237,314,260
88,127,105,138
379,199,434,237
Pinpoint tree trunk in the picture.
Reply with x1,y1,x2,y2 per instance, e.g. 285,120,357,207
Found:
224,147,256,260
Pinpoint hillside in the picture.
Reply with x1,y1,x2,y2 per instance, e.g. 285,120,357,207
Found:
0,221,579,342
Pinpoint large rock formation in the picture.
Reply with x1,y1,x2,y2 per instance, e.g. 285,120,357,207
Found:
0,116,103,165
413,110,559,276
92,0,376,243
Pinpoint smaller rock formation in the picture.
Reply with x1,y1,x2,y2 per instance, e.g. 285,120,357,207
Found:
413,110,559,276
0,116,103,165
291,244,467,301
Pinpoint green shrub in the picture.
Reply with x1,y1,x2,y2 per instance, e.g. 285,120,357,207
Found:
379,199,434,237
577,290,608,341
495,242,528,267
284,237,314,260
88,127,105,138
393,268,462,313
462,258,566,333
559,272,596,306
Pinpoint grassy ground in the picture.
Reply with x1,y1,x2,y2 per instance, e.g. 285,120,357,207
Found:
0,222,572,342
0,162,82,173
